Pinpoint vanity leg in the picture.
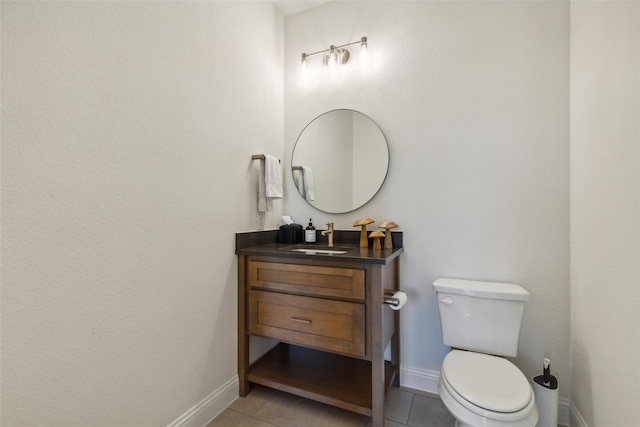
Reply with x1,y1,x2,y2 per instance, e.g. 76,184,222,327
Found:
391,258,401,387
371,356,385,427
370,266,385,427
237,255,250,396
391,316,400,388
238,335,249,396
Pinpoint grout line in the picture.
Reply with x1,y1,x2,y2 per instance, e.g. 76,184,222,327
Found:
219,407,280,427
238,408,280,427
215,386,450,427
399,385,440,400
404,392,415,427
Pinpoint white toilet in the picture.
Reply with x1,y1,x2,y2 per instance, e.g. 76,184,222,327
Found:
433,278,538,427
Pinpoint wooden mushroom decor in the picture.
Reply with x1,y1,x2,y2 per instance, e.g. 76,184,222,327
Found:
353,218,375,248
378,220,399,249
369,230,385,250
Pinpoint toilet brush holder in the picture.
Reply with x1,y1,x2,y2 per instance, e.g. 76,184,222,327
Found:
533,358,558,427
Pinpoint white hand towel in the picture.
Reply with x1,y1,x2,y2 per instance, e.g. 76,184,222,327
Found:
301,166,315,202
258,155,282,212
265,155,283,199
258,160,268,212
293,169,304,196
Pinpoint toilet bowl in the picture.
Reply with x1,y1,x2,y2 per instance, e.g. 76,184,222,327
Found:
432,278,538,427
438,350,538,427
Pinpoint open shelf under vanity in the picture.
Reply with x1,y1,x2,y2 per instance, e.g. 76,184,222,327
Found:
247,343,397,416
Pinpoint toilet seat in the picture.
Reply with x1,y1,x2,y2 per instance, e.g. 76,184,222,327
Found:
443,350,531,412
439,350,537,425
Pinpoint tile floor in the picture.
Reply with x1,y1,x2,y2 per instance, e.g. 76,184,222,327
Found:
206,384,455,427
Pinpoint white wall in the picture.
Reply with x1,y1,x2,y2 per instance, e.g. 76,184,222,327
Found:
570,2,640,426
284,0,571,407
1,2,283,425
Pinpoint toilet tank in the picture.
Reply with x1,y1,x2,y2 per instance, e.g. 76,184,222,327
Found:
433,278,530,357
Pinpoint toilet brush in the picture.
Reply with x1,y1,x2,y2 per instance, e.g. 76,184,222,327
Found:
533,358,558,427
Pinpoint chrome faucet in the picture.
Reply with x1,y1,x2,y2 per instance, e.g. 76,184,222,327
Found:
321,223,334,247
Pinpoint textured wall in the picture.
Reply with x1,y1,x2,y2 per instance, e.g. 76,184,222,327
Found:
570,2,640,425
1,2,283,425
284,0,570,403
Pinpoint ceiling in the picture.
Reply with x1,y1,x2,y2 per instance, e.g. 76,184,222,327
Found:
272,1,329,16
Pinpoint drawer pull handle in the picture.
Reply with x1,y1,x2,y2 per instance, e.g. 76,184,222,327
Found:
290,317,312,324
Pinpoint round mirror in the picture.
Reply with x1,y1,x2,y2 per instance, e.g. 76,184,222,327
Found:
292,109,389,213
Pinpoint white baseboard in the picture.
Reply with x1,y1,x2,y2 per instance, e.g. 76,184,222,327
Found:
400,364,571,427
569,401,589,427
167,376,238,427
558,397,571,426
399,363,440,394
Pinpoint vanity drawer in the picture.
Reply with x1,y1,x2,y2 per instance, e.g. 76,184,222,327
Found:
249,290,365,357
247,260,365,300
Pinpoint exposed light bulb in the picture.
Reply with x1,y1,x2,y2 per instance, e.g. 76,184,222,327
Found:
300,53,310,88
359,36,371,75
327,46,340,82
327,46,338,68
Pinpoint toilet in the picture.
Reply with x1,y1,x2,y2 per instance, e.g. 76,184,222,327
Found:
433,278,538,427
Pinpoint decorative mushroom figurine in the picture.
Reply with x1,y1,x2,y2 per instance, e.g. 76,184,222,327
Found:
353,218,375,248
369,230,385,250
378,220,399,249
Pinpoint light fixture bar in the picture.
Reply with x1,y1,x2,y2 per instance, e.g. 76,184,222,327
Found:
301,36,367,61
299,36,369,86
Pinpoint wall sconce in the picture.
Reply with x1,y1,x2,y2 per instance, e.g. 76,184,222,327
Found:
300,36,369,86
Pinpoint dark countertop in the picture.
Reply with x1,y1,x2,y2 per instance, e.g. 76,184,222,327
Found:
236,230,403,265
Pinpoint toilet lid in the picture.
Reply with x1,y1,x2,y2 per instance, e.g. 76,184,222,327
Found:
442,350,531,413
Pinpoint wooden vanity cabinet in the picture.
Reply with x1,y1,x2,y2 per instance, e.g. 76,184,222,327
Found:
237,252,401,427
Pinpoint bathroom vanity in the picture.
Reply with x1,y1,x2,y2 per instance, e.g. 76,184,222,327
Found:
236,231,403,427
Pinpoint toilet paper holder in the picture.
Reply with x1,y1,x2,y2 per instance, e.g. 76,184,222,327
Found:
383,289,404,307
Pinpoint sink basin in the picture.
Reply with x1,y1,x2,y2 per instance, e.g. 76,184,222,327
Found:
291,248,348,255
280,245,351,255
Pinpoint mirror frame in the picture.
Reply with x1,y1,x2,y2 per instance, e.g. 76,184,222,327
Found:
291,109,389,214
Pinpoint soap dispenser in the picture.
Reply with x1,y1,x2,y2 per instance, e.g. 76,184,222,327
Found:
305,218,316,243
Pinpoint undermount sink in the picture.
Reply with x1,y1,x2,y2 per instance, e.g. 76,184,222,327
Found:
292,248,348,255
280,245,351,255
